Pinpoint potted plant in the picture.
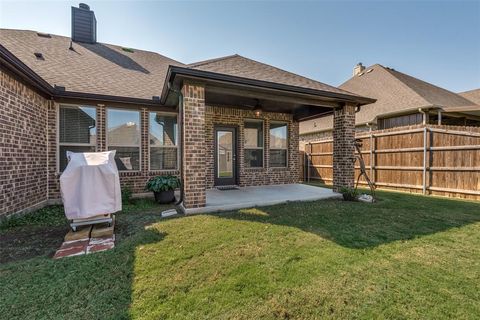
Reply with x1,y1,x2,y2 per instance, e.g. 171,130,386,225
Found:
145,175,180,204
339,186,358,201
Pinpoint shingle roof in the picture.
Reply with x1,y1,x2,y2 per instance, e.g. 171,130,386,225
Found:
459,88,480,105
1,29,367,104
0,29,185,100
188,54,359,97
300,64,480,134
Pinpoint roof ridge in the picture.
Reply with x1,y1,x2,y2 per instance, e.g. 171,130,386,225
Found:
377,65,432,107
188,54,240,68
0,28,186,66
458,88,480,94
384,66,472,106
232,55,360,97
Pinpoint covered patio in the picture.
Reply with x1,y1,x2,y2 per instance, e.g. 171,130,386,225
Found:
182,184,341,214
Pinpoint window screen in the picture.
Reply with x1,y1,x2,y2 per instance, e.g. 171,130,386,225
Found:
58,105,96,171
149,113,178,170
244,120,263,168
107,108,141,171
269,122,288,167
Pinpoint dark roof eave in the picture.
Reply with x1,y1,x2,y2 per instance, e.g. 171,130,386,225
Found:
0,44,53,97
54,90,170,107
161,65,376,105
0,44,171,108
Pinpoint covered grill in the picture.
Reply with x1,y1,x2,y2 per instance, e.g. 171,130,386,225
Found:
60,151,121,230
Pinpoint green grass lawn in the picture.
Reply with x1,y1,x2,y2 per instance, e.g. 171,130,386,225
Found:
1,189,479,319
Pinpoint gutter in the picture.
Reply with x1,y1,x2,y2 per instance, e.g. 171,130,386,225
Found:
161,65,376,105
0,44,170,107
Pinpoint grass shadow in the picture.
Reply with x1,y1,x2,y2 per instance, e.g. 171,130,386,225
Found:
210,190,480,249
0,198,169,319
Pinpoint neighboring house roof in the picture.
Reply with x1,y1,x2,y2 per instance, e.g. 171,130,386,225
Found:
188,54,358,97
0,29,185,101
300,64,480,134
459,88,480,105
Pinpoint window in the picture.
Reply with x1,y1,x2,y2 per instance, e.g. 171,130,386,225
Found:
244,120,263,168
58,105,96,171
107,108,140,171
149,113,178,170
269,122,288,167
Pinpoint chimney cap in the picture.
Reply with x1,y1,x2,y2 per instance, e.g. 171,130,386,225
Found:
79,3,90,10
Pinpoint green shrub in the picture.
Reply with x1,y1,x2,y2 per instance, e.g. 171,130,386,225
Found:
339,186,358,201
121,185,133,204
145,175,180,193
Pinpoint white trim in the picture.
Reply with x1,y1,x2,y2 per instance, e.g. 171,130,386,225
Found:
106,107,142,172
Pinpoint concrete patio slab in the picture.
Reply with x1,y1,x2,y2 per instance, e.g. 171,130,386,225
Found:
182,183,341,214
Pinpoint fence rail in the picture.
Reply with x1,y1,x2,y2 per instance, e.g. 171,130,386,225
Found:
301,124,480,200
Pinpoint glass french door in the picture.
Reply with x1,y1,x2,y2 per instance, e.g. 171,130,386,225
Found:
214,126,237,186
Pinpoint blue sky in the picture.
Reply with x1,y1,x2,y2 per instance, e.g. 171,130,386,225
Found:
1,0,479,92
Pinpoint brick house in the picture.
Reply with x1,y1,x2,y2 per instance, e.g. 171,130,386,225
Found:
0,4,373,216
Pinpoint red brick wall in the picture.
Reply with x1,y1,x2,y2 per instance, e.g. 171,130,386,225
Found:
0,69,50,216
332,104,356,191
182,83,206,208
47,104,179,200
205,106,300,189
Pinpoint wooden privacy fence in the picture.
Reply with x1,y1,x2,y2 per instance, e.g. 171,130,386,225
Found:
302,124,480,200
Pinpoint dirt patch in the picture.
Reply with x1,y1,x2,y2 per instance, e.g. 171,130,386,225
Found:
0,226,67,264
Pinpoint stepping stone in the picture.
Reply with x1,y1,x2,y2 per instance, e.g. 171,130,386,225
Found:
53,245,87,259
89,235,115,245
60,239,89,250
86,242,115,254
90,216,115,238
64,225,92,242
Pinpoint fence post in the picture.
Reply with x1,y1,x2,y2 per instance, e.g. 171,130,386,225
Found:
370,130,375,184
307,143,311,183
422,126,427,194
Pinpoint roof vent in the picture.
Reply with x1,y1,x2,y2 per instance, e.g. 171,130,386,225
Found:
54,85,66,92
71,3,96,44
34,52,44,60
37,32,51,38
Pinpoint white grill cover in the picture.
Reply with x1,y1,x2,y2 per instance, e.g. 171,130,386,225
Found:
60,151,122,220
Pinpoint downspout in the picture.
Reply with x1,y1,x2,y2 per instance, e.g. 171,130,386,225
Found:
418,108,427,125
167,83,185,206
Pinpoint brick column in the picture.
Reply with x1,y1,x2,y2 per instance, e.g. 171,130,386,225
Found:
182,82,206,209
333,103,356,192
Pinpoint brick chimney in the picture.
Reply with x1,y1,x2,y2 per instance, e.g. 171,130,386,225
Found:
71,3,97,44
353,62,365,76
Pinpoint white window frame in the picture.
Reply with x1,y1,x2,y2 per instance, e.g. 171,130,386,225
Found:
269,121,289,168
244,119,264,168
106,107,142,172
57,103,97,172
148,111,179,171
